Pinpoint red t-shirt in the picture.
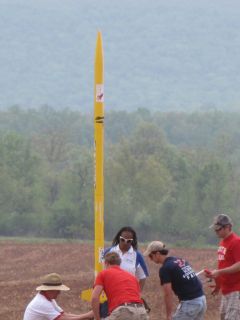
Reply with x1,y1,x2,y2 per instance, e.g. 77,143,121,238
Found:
217,232,240,294
94,265,142,313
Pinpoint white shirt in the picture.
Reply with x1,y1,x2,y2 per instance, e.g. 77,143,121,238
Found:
23,292,63,320
108,245,148,280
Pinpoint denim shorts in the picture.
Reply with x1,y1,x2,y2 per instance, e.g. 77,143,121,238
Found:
173,295,207,320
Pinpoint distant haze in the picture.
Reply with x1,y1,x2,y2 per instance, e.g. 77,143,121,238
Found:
1,0,240,112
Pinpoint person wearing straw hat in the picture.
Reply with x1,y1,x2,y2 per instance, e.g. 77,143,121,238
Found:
23,273,93,320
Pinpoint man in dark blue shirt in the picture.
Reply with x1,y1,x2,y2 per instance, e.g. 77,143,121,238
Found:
144,241,206,320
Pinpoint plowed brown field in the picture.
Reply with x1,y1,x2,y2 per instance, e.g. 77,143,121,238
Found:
0,241,220,319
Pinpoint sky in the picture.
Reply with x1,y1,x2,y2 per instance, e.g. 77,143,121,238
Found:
1,0,240,113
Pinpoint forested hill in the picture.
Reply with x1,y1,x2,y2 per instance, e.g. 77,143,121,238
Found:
1,0,240,112
0,107,240,244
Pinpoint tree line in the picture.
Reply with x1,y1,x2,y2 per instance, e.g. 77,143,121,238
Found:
0,106,239,245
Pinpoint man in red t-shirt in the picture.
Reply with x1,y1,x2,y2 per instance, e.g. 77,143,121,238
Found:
206,214,240,319
91,252,148,320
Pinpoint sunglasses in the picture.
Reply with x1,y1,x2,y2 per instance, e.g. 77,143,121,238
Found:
149,251,158,259
119,236,133,244
215,226,224,232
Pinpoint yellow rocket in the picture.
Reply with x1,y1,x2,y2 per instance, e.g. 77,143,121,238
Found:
94,31,105,276
81,31,105,302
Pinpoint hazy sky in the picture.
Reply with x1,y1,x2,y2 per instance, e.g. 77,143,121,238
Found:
1,0,240,112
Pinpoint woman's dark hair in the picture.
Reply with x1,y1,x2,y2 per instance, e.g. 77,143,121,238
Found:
112,226,138,250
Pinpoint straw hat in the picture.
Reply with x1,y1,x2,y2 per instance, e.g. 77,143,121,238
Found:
36,273,70,291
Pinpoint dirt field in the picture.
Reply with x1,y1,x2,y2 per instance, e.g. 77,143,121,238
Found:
0,241,220,319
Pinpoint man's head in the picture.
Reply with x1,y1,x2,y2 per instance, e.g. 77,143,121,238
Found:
143,241,169,264
104,252,121,267
36,273,70,299
209,213,233,238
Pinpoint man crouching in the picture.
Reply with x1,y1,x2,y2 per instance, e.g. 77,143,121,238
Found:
23,273,93,320
91,252,148,320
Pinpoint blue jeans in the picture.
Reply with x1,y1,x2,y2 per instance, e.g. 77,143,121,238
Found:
173,295,207,320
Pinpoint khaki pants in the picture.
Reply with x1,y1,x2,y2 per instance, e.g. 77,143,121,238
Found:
106,305,148,320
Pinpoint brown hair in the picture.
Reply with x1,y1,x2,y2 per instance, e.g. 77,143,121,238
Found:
104,252,121,265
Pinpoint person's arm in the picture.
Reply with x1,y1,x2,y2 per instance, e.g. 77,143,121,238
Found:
162,283,174,320
139,278,146,291
210,262,240,278
59,310,93,320
91,285,103,320
204,268,221,295
136,251,149,291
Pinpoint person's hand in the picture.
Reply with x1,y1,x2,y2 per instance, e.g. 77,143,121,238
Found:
141,297,151,313
204,269,212,278
204,268,221,279
208,269,220,279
